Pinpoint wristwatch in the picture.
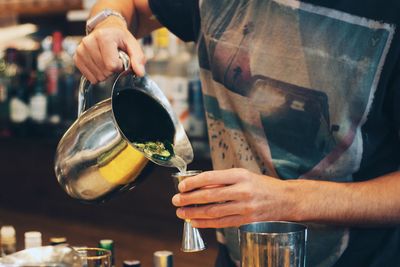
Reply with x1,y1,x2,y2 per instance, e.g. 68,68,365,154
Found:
86,9,127,34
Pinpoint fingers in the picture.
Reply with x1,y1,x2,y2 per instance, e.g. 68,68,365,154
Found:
175,201,264,228
176,201,239,219
80,38,108,81
74,24,146,84
176,200,260,219
173,184,242,206
74,34,107,83
178,168,250,192
191,215,248,229
97,34,123,74
121,31,146,76
88,36,117,78
74,54,98,84
176,201,246,228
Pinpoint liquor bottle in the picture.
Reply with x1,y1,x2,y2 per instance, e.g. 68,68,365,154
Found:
60,38,77,126
9,75,29,137
0,56,10,137
153,251,173,267
37,36,53,72
99,239,115,267
29,71,47,124
46,31,64,125
0,225,16,256
24,231,42,249
153,28,170,62
3,48,19,79
4,48,26,137
142,35,154,61
164,40,191,131
147,28,170,92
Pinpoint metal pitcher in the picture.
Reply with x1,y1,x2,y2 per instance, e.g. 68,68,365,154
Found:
54,52,193,203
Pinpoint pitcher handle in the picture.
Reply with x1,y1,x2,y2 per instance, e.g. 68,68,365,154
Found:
78,51,131,116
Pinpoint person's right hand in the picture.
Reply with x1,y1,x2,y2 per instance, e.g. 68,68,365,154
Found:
74,16,146,84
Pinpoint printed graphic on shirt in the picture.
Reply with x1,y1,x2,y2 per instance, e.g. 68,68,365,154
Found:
200,0,394,179
198,0,395,266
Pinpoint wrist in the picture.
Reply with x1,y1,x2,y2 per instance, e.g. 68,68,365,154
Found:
86,9,127,34
96,16,128,31
284,179,320,222
288,179,355,223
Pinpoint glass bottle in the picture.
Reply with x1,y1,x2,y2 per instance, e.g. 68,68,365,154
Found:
0,225,16,256
29,71,48,124
24,231,42,249
9,76,29,137
46,31,64,126
0,55,10,137
99,239,115,267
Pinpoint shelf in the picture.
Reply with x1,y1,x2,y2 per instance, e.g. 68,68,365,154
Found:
0,0,82,16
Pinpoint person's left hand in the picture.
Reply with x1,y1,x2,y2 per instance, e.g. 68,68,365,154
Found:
171,168,300,228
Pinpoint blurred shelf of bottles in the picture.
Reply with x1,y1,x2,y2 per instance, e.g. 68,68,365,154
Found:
0,31,79,139
0,27,209,157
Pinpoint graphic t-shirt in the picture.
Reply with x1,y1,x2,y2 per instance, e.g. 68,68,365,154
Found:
149,0,400,266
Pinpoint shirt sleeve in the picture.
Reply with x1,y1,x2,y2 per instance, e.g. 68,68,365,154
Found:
148,0,200,42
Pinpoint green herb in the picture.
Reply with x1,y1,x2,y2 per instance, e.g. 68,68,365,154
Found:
133,141,173,161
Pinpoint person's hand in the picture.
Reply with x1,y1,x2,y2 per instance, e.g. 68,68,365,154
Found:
74,16,146,84
172,168,300,228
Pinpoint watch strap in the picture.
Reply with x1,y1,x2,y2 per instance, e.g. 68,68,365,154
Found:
86,9,127,34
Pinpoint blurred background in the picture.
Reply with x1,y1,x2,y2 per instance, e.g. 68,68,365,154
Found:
0,0,216,266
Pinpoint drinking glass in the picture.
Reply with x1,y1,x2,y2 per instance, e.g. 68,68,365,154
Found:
172,170,206,252
74,247,111,267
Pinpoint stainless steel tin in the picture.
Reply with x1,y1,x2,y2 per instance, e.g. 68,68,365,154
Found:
239,221,307,267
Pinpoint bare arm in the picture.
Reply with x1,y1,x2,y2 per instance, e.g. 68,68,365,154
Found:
89,0,161,38
74,0,162,83
172,168,400,228
295,171,400,225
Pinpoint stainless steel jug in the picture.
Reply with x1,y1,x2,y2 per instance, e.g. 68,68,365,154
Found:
54,52,193,203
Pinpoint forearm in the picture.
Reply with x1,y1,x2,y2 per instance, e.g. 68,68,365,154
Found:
90,0,161,37
293,171,400,226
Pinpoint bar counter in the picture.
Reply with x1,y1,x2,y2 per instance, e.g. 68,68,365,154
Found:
0,137,218,267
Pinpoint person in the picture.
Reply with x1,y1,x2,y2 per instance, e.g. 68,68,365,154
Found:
74,0,400,266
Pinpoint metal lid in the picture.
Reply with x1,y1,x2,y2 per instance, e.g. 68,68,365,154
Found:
99,239,114,249
153,250,173,267
0,225,16,238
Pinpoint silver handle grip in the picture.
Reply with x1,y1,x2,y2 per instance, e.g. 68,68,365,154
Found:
77,51,131,116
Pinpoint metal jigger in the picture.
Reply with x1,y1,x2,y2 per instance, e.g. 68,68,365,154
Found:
172,170,206,252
